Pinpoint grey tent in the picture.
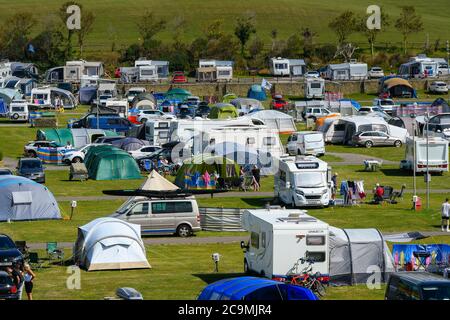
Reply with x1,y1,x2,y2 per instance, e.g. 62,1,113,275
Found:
111,137,149,151
130,93,156,110
243,110,296,134
328,227,395,286
0,176,60,221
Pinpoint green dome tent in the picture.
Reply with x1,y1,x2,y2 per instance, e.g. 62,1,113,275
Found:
175,154,239,188
222,93,238,103
84,145,141,180
209,103,239,119
165,88,192,102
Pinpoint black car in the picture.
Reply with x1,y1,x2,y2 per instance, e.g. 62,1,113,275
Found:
0,271,19,300
0,234,23,270
16,158,45,183
385,272,450,300
0,168,13,175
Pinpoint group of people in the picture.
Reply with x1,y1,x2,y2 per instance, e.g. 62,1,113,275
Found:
4,262,35,300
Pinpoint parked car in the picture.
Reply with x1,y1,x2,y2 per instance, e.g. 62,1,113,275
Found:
136,148,173,165
271,95,288,110
8,100,29,122
305,71,320,78
373,98,396,115
0,234,24,269
171,71,187,83
385,272,450,300
61,143,106,164
368,67,385,79
0,168,13,175
0,271,19,300
110,197,201,237
24,140,59,157
429,81,449,94
84,117,136,133
16,158,45,183
302,107,333,121
137,110,176,123
93,136,124,144
129,146,162,159
96,94,113,107
351,131,403,148
358,106,383,115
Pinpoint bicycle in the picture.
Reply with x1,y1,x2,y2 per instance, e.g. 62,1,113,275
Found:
286,257,327,297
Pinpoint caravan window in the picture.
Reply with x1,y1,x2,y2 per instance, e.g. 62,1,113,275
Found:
275,63,288,70
250,232,259,249
306,235,325,246
247,137,256,144
218,70,230,76
263,137,276,146
310,82,322,89
306,251,326,262
141,69,154,76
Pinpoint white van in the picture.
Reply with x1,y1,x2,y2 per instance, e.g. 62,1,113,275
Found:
286,131,325,156
241,208,329,279
274,155,331,207
8,100,29,122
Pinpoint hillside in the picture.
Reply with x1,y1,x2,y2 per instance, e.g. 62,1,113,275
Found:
0,0,449,53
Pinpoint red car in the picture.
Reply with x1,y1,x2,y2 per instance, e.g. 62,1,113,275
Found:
271,94,288,110
172,71,187,83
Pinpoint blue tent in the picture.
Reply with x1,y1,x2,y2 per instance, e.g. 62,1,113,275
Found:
198,277,318,300
0,98,7,115
338,98,361,111
79,86,97,104
247,85,267,101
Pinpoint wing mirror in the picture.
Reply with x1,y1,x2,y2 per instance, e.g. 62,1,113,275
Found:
240,241,249,250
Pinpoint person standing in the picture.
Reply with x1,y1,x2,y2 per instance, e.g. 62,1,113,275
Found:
251,165,260,192
441,198,450,232
331,173,338,200
23,263,36,300
12,262,24,300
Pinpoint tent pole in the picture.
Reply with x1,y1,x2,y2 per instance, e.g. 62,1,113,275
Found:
342,229,354,286
376,229,386,283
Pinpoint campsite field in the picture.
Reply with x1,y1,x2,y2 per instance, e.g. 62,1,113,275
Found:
0,0,449,52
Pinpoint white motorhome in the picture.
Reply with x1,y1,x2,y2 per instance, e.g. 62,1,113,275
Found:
400,137,449,173
399,55,439,78
305,78,325,99
326,61,368,80
143,119,172,146
321,115,408,145
286,131,325,156
197,60,233,82
431,58,449,76
270,57,290,76
275,155,331,207
64,60,104,83
241,208,330,278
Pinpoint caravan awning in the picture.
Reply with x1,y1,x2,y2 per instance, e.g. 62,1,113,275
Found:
384,78,413,89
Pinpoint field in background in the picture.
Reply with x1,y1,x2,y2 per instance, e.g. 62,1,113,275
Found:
0,0,449,52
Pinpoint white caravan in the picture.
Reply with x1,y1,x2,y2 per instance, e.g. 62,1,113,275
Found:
400,137,449,173
135,60,158,81
105,99,129,118
8,100,29,122
30,87,77,109
241,208,330,278
399,55,439,78
270,57,290,76
305,78,325,99
197,60,233,82
64,60,104,82
286,131,325,156
144,119,172,146
275,155,331,207
326,61,368,80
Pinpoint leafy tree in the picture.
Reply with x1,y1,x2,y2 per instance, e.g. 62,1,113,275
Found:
301,27,317,58
136,11,166,55
328,11,358,45
0,12,36,60
395,6,424,54
234,16,256,57
282,34,302,57
357,7,390,57
77,10,95,58
270,29,278,51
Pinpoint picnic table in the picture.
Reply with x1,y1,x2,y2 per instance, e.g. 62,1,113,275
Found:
364,159,383,172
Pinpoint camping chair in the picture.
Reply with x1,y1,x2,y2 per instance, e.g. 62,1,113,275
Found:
15,241,29,260
28,252,43,270
46,242,64,265
390,185,406,204
143,160,152,172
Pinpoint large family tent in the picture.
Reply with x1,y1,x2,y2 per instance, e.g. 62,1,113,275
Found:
328,227,395,286
165,88,191,102
247,84,267,101
73,217,150,271
380,78,417,98
36,128,119,148
243,110,296,134
84,145,141,180
0,176,60,221
209,103,239,119
198,277,318,300
130,92,156,110
111,137,149,152
175,154,239,188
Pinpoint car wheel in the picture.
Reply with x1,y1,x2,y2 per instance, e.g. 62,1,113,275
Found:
72,157,82,163
394,140,402,148
177,224,192,237
365,141,373,148
12,113,19,120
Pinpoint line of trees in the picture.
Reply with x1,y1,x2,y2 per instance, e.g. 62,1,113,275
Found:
0,4,439,75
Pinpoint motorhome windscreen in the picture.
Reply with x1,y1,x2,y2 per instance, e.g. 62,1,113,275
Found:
417,144,446,161
295,172,325,188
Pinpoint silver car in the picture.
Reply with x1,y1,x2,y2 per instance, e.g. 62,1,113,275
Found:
352,131,403,148
110,198,201,237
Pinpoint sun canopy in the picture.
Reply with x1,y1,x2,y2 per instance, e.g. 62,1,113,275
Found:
0,176,60,221
198,277,318,300
73,217,150,271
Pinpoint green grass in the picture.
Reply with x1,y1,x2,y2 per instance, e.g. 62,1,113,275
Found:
1,0,449,51
327,144,407,162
